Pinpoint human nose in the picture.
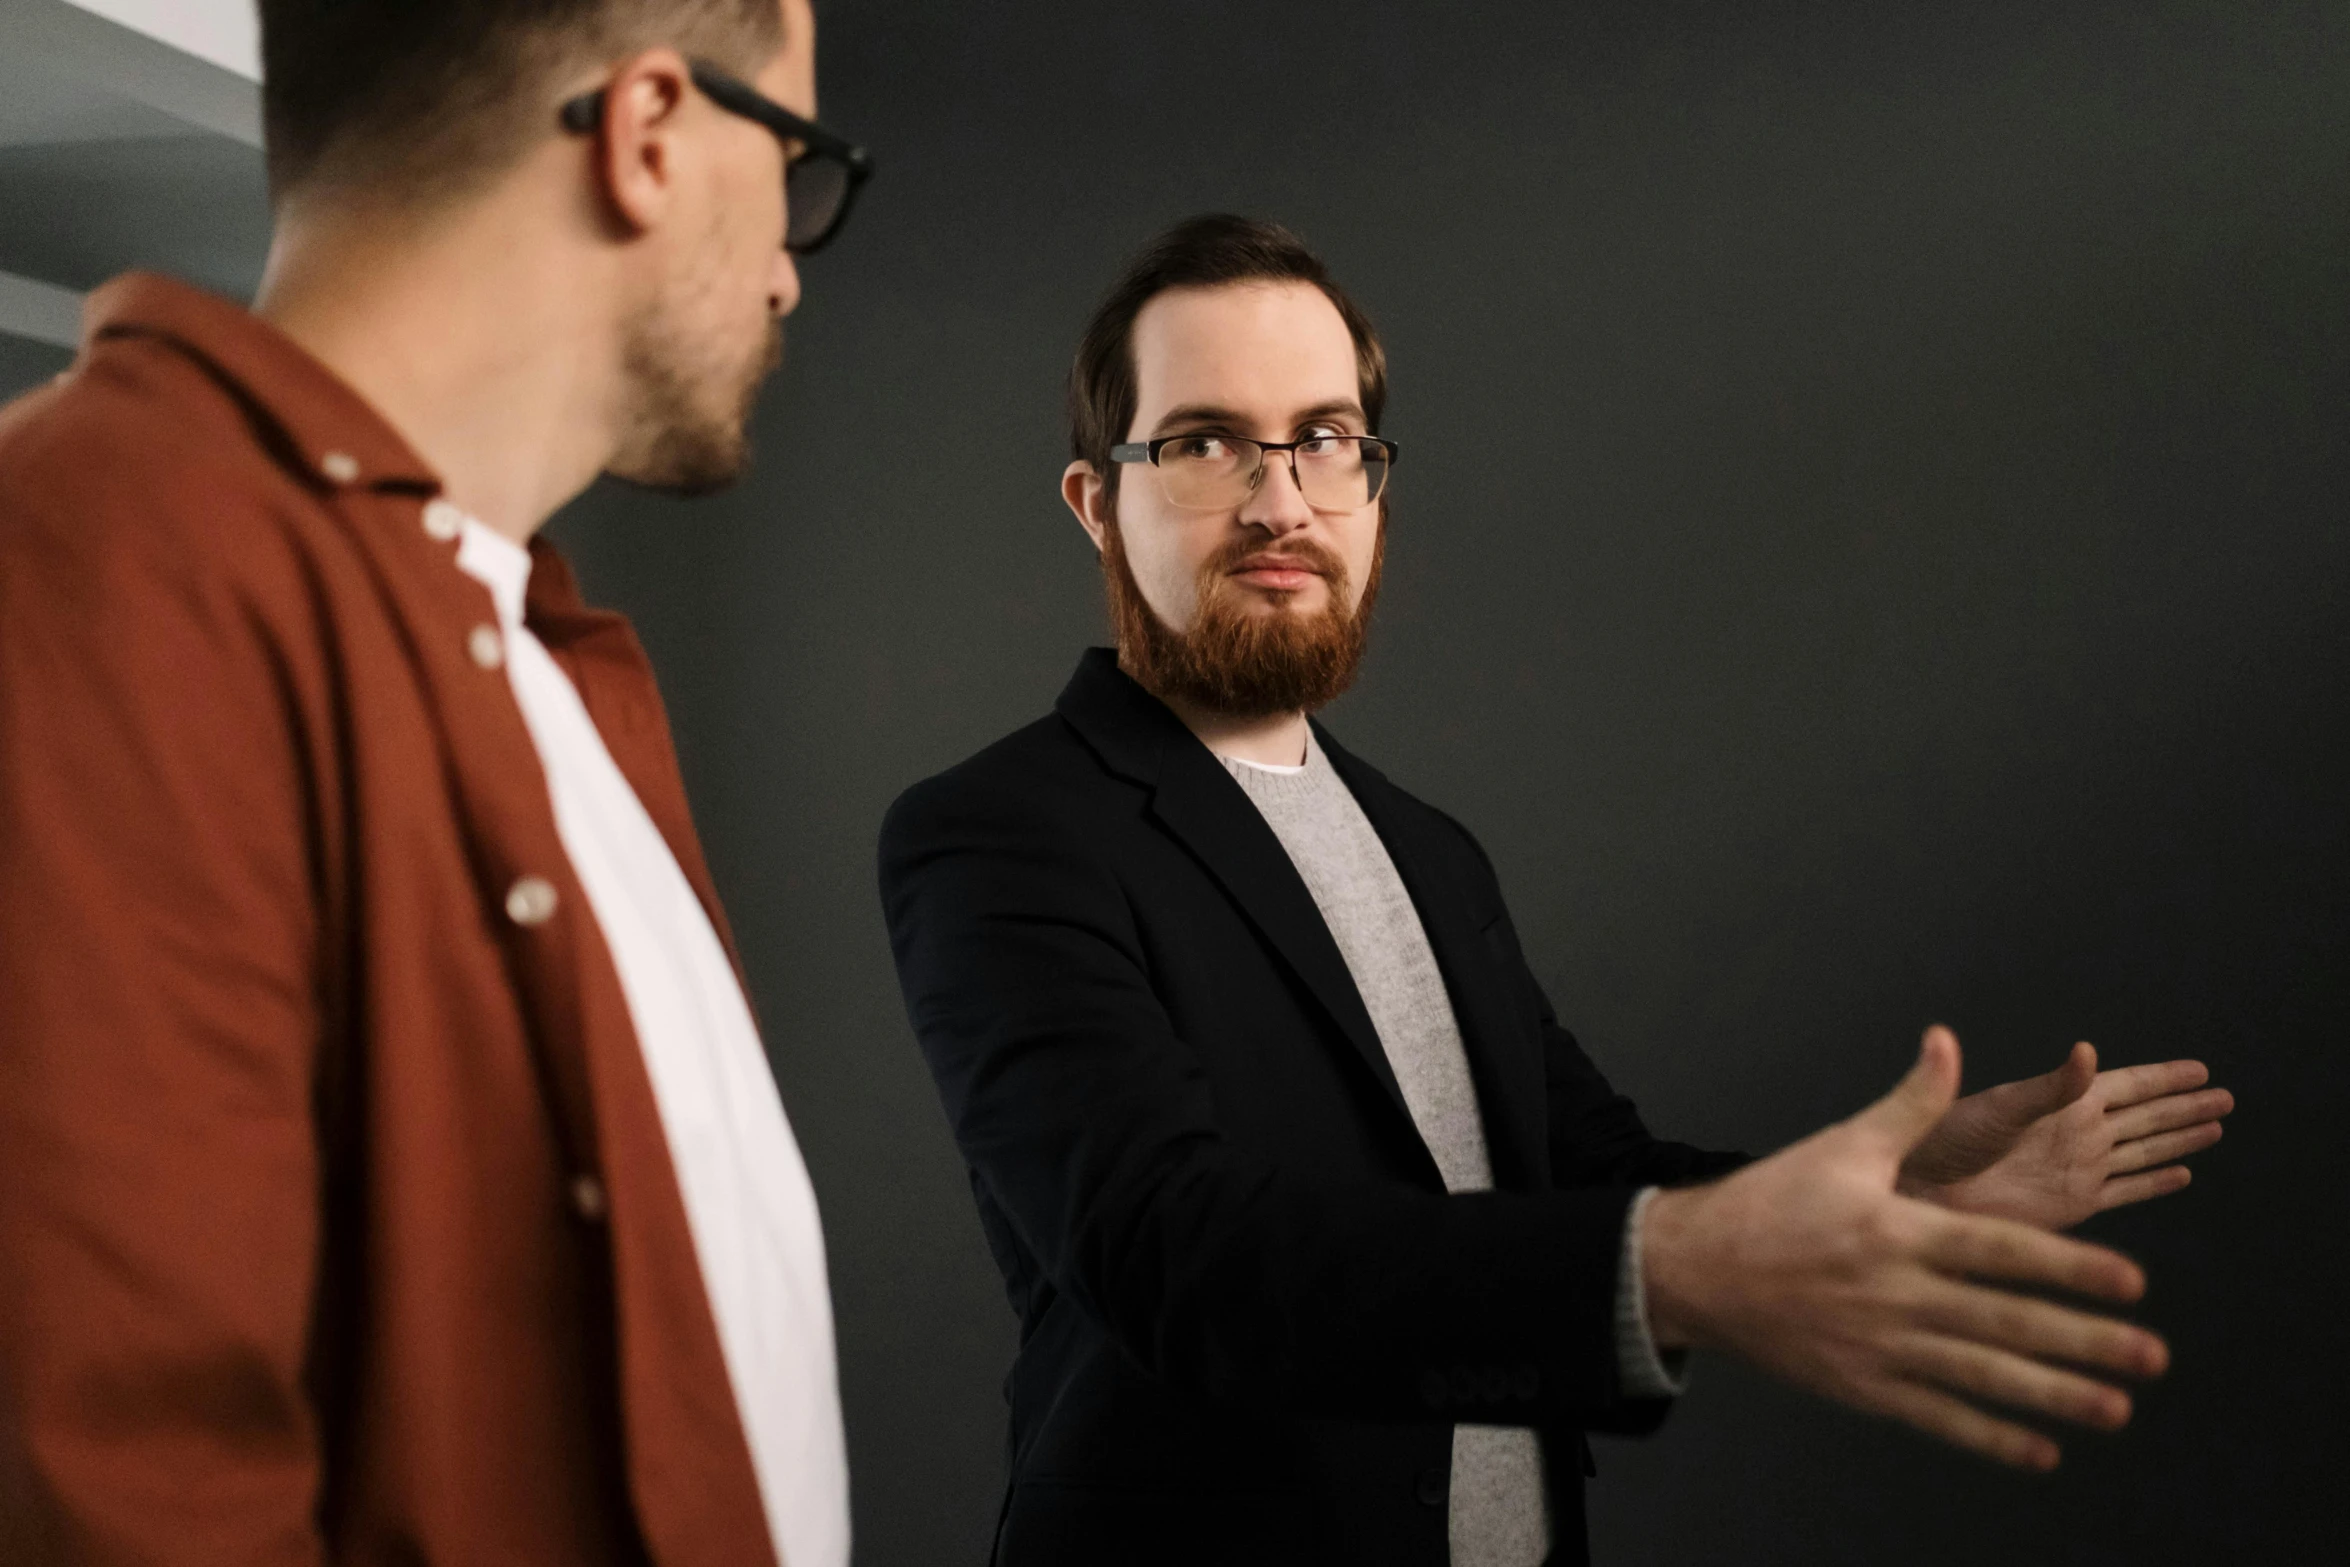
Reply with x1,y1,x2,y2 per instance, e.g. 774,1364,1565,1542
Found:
771,250,801,317
1237,449,1314,536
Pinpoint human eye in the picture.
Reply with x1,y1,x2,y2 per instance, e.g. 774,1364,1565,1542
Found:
1166,434,1234,463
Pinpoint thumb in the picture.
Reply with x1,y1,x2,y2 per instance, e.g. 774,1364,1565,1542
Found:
1983,1039,2098,1128
1851,1025,1963,1156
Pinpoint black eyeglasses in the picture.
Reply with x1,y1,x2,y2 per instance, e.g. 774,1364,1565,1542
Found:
1111,433,1400,512
559,60,873,255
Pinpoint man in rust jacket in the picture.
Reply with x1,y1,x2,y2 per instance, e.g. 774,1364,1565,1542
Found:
0,1,870,1562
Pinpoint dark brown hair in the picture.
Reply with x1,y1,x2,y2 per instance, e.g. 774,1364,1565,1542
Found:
258,0,786,206
1068,214,1388,506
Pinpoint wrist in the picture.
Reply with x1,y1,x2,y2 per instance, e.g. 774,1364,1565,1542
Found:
1639,1186,1707,1351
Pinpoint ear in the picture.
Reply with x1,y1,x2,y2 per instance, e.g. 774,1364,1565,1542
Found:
591,49,696,236
1062,460,1110,554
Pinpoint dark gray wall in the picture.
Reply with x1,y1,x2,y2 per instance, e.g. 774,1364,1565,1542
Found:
7,0,2337,1560
0,336,71,399
552,2,2347,1560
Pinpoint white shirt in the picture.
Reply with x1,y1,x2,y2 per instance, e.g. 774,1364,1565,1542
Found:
456,518,849,1567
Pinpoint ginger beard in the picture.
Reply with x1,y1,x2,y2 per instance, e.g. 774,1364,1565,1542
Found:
1102,508,1386,719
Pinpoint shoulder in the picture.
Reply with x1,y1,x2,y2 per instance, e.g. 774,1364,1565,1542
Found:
881,712,1123,856
0,335,321,598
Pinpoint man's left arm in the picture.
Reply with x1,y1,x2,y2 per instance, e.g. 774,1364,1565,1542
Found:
1536,1004,1749,1190
1505,922,1745,1397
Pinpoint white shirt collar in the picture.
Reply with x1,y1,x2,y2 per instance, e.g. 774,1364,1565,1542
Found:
453,515,532,631
1217,726,1318,776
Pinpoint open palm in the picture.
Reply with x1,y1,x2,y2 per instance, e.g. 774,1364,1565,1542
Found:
1898,1041,2235,1231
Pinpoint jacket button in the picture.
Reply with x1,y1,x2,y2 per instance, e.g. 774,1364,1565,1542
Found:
1414,1467,1447,1507
422,499,464,541
320,450,360,484
467,624,505,670
505,875,559,927
569,1174,608,1221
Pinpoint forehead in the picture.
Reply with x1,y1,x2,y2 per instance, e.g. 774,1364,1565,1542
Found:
1128,282,1359,431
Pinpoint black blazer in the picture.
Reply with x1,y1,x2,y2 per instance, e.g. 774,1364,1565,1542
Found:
880,651,1743,1567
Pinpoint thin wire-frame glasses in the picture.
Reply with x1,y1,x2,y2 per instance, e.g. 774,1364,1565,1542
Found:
1110,433,1400,513
558,60,873,254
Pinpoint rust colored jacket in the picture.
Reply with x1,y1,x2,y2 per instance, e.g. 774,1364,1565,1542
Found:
0,276,778,1566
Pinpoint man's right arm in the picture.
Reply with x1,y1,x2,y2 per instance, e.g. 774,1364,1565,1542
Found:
878,772,1675,1432
0,492,328,1562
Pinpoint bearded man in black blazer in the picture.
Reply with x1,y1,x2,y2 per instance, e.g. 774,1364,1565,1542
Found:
877,215,2235,1567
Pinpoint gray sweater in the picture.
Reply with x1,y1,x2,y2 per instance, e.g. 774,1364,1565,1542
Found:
1223,733,1678,1567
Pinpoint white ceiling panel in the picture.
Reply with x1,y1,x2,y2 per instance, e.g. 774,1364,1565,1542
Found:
1,0,262,145
60,0,260,82
0,268,83,348
0,0,266,339
0,47,215,147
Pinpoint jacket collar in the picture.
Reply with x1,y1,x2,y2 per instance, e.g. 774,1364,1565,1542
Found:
1315,732,1551,1190
1056,650,1424,1155
1053,647,1179,787
1055,648,1549,1190
82,272,443,496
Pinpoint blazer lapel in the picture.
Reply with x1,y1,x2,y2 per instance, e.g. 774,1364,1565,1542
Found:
1056,653,1422,1141
1318,730,1552,1191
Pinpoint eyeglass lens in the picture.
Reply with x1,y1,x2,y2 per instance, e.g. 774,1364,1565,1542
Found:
1155,436,1390,511
786,155,852,251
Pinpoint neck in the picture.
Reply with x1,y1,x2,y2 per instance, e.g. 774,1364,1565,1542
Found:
253,184,625,545
1159,694,1310,768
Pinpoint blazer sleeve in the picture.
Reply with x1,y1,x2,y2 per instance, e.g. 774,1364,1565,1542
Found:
1436,812,1748,1191
1541,1008,1750,1190
880,770,1674,1434
0,496,327,1563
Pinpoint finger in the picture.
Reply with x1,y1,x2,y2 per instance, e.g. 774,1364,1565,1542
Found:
2107,1087,2235,1142
1856,1377,2062,1470
1888,1332,2133,1431
1914,1275,2169,1380
1920,1210,2147,1304
2096,1165,2193,1212
1977,1040,2098,1129
2110,1122,2223,1175
2095,1059,2211,1110
1856,1026,1964,1155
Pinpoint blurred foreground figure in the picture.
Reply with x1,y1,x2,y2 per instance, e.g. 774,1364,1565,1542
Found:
878,216,2234,1567
0,2,868,1562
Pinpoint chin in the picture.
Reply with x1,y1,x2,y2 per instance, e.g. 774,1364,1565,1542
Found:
1232,584,1328,615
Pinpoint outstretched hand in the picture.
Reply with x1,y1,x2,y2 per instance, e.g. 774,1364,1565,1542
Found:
1898,1041,2234,1231
1642,1027,2170,1470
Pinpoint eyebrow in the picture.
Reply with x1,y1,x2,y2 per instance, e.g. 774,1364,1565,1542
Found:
1148,399,1368,437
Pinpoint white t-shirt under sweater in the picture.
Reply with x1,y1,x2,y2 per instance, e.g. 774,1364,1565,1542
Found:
456,517,848,1567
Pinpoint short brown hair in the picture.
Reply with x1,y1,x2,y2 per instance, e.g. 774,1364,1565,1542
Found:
1068,215,1388,506
258,0,786,207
